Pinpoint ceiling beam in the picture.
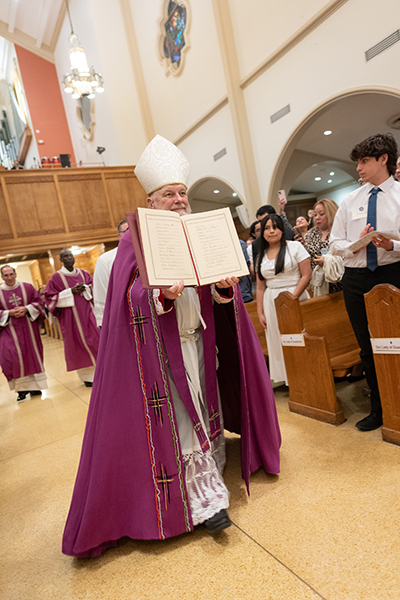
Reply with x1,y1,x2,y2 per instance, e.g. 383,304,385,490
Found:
8,0,19,34
1,38,9,80
50,1,67,53
36,0,53,49
0,20,55,63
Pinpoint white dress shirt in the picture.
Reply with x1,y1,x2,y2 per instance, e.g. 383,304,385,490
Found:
330,176,400,268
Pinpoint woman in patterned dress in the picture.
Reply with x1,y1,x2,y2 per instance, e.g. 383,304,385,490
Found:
303,198,342,294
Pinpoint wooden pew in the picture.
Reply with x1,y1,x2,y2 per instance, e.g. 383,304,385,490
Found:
244,299,268,357
275,291,361,425
365,284,400,446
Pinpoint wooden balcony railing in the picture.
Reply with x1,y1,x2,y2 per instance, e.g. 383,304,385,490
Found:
0,166,147,255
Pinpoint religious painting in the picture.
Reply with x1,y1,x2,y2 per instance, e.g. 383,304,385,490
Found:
159,0,191,77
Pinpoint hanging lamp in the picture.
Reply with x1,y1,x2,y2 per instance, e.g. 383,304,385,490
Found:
62,0,104,100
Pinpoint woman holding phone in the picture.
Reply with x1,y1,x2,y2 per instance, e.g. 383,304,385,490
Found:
303,198,342,294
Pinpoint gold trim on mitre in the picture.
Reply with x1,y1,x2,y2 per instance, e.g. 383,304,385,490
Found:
134,135,190,196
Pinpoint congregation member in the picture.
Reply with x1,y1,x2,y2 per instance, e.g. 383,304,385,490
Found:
238,240,253,302
45,249,99,387
395,156,400,181
93,219,129,327
62,135,281,557
330,133,400,431
247,219,262,275
293,215,309,238
249,201,295,277
0,265,47,402
246,220,260,246
256,214,311,385
303,198,343,295
303,199,363,382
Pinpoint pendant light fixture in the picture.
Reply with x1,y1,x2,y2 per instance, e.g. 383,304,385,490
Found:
62,0,104,100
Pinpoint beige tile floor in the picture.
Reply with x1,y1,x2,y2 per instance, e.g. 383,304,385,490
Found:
1,336,400,600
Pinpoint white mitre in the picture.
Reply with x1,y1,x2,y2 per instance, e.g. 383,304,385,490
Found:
134,134,190,195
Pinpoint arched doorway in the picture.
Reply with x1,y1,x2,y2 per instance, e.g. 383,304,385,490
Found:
188,176,250,238
268,87,400,220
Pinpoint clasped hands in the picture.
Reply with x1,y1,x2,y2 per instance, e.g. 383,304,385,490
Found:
163,277,239,301
9,306,28,318
72,283,86,295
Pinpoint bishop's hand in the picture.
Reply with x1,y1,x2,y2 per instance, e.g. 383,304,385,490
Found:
163,280,185,300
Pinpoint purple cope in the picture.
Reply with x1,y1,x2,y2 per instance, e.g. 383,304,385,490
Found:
62,232,281,557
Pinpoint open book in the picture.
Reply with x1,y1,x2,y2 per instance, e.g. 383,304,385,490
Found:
348,231,400,253
127,207,250,288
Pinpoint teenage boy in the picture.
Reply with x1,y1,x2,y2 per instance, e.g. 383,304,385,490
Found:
330,133,400,431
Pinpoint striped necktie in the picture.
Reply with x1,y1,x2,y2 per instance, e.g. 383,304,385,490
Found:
366,187,381,271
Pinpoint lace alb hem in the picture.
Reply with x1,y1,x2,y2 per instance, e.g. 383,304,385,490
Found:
183,449,229,526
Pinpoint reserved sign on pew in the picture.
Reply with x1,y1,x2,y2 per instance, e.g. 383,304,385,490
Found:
371,338,400,354
281,334,305,347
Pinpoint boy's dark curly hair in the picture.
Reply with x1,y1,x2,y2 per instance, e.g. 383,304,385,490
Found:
349,133,398,176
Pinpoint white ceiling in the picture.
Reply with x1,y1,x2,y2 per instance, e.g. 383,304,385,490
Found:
0,0,64,60
189,177,242,214
291,162,355,194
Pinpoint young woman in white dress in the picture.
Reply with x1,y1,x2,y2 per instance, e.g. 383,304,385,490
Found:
256,214,311,385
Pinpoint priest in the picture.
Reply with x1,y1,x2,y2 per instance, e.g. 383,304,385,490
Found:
45,250,99,386
0,265,47,401
62,135,281,557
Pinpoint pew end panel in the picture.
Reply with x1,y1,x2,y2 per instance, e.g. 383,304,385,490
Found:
365,284,400,446
284,333,345,425
275,291,355,425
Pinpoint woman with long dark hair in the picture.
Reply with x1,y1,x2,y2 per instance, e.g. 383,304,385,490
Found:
256,214,311,384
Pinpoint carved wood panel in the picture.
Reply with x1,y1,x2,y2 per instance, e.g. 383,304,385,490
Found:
0,186,13,239
7,181,65,237
58,178,111,232
105,176,147,224
0,167,147,255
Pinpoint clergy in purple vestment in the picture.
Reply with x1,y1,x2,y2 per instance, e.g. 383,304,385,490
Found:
62,135,281,558
45,250,99,387
0,265,47,402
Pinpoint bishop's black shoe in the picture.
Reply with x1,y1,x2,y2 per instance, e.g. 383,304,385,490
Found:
29,391,42,396
204,509,232,534
355,412,383,431
84,381,93,387
17,392,28,402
